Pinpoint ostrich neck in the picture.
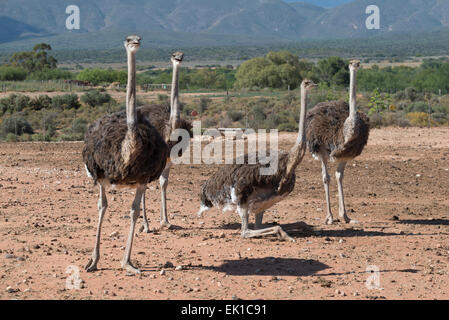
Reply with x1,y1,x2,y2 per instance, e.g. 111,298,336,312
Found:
126,50,138,132
349,68,357,118
285,85,307,178
170,61,180,131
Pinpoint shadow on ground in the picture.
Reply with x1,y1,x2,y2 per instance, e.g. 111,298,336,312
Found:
201,257,329,277
398,219,449,226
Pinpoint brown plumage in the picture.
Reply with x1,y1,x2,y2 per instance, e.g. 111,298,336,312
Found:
139,103,193,151
136,52,193,232
198,80,316,241
83,35,168,275
305,60,370,225
306,100,370,162
200,152,295,209
83,109,168,186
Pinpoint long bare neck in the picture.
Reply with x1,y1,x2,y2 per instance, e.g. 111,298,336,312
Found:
126,50,137,132
284,85,308,180
170,60,180,131
349,67,357,118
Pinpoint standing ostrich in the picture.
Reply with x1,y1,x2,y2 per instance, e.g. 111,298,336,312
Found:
305,60,370,225
197,80,316,241
83,35,168,274
139,52,192,232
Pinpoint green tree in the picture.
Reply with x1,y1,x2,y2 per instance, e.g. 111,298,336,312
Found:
10,43,57,72
235,51,306,90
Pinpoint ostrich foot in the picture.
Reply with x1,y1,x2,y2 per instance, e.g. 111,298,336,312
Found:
85,258,98,272
278,229,296,243
159,221,173,230
340,214,357,224
325,215,334,225
122,261,141,275
139,225,151,233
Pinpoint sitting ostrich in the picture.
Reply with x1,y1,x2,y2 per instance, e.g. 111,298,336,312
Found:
139,52,192,232
83,35,168,274
197,80,316,241
305,60,370,225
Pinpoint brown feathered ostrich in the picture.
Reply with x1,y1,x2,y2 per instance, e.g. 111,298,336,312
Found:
139,52,192,232
83,35,168,274
197,80,316,241
305,60,370,225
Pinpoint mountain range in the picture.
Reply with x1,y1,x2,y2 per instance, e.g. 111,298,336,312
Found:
0,0,448,50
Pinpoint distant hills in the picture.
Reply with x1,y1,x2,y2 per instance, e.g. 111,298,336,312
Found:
0,0,448,54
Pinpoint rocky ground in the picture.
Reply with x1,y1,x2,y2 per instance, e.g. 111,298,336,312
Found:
0,128,448,300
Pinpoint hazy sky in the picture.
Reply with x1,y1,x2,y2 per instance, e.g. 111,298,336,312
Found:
284,0,352,8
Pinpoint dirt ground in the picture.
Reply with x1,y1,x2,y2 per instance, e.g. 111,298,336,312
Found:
0,127,448,300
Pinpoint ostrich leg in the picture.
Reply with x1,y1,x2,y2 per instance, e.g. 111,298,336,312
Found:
122,185,146,274
336,161,357,224
85,184,108,272
320,156,334,225
239,207,294,242
159,162,173,229
141,188,150,233
255,211,264,230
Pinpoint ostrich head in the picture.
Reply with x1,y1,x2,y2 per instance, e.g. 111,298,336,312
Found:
171,51,184,65
349,60,361,71
124,35,141,53
301,79,317,91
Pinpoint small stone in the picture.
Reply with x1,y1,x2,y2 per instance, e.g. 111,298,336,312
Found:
110,231,118,237
175,265,184,271
6,286,19,293
353,291,360,297
160,270,166,276
5,254,16,259
339,239,345,244
163,261,174,268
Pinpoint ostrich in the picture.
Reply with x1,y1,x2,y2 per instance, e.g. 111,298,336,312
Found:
139,52,192,232
83,35,168,274
197,80,316,241
305,60,370,225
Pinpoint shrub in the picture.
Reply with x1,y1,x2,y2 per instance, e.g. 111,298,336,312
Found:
406,112,432,127
278,122,297,132
0,66,27,81
199,97,211,113
77,68,127,85
0,115,34,136
227,110,243,122
41,113,58,138
5,133,17,142
81,90,112,107
29,95,52,110
51,94,81,110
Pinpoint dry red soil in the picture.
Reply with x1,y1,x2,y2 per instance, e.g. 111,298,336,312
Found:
0,128,448,300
